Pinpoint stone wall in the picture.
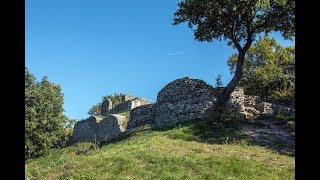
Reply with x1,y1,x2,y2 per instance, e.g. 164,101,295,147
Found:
121,94,136,102
110,98,152,114
69,77,295,144
271,104,295,116
131,98,152,109
127,78,251,129
222,87,248,121
110,100,132,114
68,116,103,144
68,114,126,144
101,99,112,116
243,95,262,108
126,104,155,130
96,114,127,141
69,94,153,144
154,77,217,127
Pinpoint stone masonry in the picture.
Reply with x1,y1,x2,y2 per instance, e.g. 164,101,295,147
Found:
154,77,217,127
68,114,126,144
126,104,156,130
101,99,112,116
69,77,295,144
69,94,152,144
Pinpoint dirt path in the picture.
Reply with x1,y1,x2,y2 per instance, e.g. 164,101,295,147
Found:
241,118,295,156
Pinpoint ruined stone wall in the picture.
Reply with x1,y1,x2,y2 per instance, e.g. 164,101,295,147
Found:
126,78,249,128
96,114,127,141
101,99,112,116
68,116,102,144
68,114,126,144
131,98,152,109
243,95,294,116
221,87,247,121
110,100,132,114
121,94,136,102
70,77,295,144
243,95,262,108
154,77,217,127
126,104,155,130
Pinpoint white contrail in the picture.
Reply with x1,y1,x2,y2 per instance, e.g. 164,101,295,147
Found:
167,52,185,56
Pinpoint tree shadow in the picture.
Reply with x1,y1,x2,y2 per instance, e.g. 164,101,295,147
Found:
98,118,294,157
152,118,295,156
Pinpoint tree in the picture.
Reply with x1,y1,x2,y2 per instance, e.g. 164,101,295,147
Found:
173,0,295,121
87,93,125,116
102,93,125,108
25,68,73,158
215,73,223,87
227,35,295,100
88,103,102,116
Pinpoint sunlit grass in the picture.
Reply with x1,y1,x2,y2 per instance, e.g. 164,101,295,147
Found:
26,120,294,179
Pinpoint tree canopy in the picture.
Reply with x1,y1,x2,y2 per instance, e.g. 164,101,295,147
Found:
88,104,102,116
227,35,295,100
102,93,124,108
87,93,125,116
173,0,295,121
25,68,75,158
173,0,295,46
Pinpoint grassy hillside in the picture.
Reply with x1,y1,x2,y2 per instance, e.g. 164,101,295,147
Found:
26,120,294,179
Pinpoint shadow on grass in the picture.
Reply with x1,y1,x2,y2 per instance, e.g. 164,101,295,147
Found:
152,118,295,156
99,118,294,156
152,119,247,144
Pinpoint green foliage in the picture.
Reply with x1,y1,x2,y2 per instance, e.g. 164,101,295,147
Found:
26,120,294,179
215,73,223,87
173,0,295,45
227,36,295,100
25,68,74,159
87,103,101,116
54,116,76,148
88,93,125,116
173,0,295,122
102,92,125,108
274,114,295,121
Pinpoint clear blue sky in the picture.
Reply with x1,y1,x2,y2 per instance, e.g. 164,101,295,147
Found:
26,0,294,121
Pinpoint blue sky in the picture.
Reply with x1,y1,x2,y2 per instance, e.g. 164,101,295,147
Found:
26,0,294,121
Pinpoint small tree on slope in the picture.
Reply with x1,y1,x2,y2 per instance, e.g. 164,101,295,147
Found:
173,0,295,122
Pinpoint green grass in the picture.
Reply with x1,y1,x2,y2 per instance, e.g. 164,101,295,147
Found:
274,114,295,130
274,114,295,121
26,120,294,179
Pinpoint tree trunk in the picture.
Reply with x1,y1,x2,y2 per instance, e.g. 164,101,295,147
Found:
208,50,246,122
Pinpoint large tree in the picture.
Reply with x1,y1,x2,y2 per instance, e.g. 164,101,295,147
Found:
173,0,295,121
25,68,74,158
227,35,295,101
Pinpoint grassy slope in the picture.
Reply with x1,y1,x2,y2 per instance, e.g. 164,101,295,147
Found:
26,120,294,179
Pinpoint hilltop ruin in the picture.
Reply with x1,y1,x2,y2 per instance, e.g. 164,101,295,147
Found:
69,77,294,145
